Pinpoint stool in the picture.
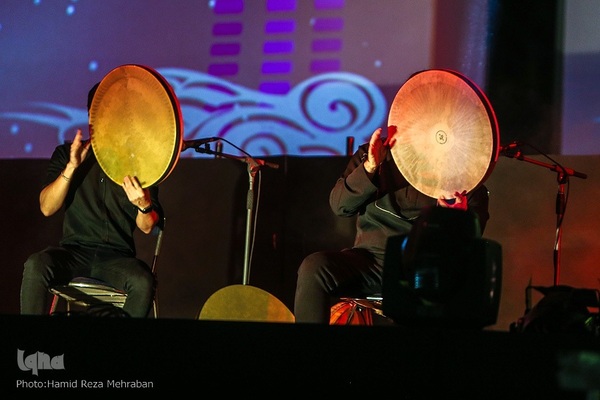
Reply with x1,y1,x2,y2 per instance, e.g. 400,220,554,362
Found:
48,217,165,317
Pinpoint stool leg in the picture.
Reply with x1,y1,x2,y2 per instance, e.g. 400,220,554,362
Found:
363,306,373,326
345,303,358,325
348,303,374,326
49,295,59,315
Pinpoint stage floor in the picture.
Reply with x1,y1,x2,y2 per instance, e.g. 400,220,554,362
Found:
3,314,599,397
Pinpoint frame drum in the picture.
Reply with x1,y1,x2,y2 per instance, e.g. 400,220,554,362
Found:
198,284,295,323
388,69,500,199
89,64,183,188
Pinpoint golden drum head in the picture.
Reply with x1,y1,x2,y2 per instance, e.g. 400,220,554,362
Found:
198,285,295,323
89,64,183,188
388,69,499,199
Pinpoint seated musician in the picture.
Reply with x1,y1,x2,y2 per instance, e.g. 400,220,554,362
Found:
20,83,164,318
293,125,490,324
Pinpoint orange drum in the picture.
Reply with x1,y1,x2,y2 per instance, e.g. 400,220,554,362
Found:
330,300,375,326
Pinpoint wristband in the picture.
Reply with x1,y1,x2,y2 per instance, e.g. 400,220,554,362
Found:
138,204,153,214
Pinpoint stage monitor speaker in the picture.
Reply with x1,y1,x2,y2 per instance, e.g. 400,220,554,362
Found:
382,206,502,329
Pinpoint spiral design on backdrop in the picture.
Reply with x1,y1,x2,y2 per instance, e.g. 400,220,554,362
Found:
1,68,387,157
161,68,386,156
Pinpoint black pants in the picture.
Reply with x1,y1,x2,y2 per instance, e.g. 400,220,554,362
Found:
294,248,383,324
21,245,154,318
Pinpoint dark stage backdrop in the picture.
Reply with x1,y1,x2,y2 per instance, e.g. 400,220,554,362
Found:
3,155,599,332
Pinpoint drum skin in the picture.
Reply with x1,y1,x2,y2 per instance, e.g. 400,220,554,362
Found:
89,64,183,188
388,69,500,199
198,284,295,323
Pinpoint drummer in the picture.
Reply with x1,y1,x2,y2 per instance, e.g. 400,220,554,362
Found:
20,82,165,318
293,126,490,324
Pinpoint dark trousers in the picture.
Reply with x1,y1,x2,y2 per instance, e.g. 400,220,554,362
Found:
21,245,154,318
293,248,383,324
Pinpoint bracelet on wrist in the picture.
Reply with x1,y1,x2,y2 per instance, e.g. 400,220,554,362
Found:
137,204,153,214
60,172,71,182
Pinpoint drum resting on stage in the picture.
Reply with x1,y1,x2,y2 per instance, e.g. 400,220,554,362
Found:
89,64,183,188
198,284,295,323
388,69,500,199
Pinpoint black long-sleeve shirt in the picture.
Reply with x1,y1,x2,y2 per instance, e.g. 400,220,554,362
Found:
44,144,163,256
329,143,490,264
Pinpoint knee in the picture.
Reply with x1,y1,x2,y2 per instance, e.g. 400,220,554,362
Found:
23,252,51,278
127,264,155,290
297,252,331,279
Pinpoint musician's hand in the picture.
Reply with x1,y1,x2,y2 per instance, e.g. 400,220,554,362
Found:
68,129,91,168
437,190,468,210
122,175,152,210
364,126,397,174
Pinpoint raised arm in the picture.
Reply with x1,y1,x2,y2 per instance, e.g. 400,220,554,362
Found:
39,129,91,216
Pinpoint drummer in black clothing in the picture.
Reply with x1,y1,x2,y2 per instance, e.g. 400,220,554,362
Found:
20,83,164,318
293,126,490,324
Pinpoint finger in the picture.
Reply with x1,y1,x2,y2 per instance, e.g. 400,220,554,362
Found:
368,133,380,154
369,128,381,147
383,135,392,147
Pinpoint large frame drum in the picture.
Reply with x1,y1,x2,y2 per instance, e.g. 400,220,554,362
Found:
388,69,500,199
89,64,183,188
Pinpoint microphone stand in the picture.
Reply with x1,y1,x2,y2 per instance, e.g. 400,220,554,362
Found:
502,149,587,286
184,142,279,285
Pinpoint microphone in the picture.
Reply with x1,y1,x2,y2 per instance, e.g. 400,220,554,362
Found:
182,137,219,151
500,141,521,153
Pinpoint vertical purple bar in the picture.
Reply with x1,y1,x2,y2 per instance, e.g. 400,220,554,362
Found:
213,0,244,14
310,59,341,73
259,81,291,94
312,18,344,32
262,1,298,93
210,0,243,78
267,0,296,12
265,20,296,34
311,38,342,52
314,0,345,9
212,22,243,36
264,41,294,54
310,2,344,75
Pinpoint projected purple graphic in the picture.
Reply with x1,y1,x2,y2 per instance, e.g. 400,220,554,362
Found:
8,1,595,158
1,68,386,158
2,0,431,159
165,69,385,156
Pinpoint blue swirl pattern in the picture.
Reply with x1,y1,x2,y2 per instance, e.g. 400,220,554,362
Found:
1,69,387,157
